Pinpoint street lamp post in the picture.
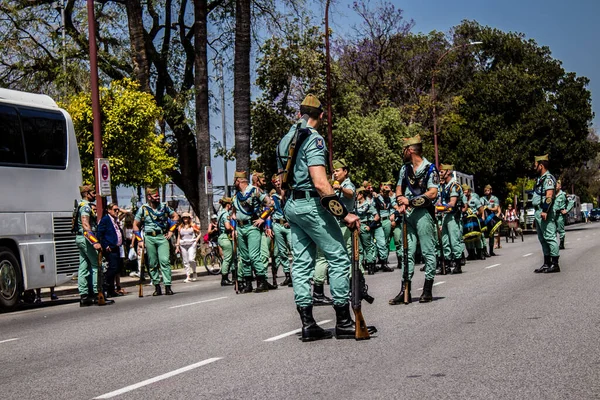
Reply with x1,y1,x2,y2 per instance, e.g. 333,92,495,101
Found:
431,41,482,168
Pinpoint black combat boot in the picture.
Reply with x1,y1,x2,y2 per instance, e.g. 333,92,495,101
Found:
380,259,393,272
79,294,94,307
467,249,476,260
271,273,278,287
221,274,234,286
297,306,333,342
534,256,551,273
280,272,292,286
483,248,491,258
312,283,333,306
419,279,434,303
544,256,560,273
419,265,426,271
165,285,174,295
333,303,377,339
237,279,246,292
265,278,278,290
452,259,462,274
559,238,565,250
152,284,163,296
489,245,496,257
477,248,486,260
254,276,269,293
242,277,253,293
460,254,466,266
389,281,411,305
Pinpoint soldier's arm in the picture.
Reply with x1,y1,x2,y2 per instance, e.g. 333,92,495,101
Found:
340,186,354,199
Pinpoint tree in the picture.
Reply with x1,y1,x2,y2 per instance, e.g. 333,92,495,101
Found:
64,79,176,192
233,0,252,173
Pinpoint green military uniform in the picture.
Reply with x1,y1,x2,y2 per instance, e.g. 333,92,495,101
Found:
76,197,99,297
373,184,396,268
259,206,273,272
356,189,378,271
134,196,177,286
464,188,484,255
532,154,559,273
216,206,234,276
481,187,500,255
439,168,464,270
272,192,291,274
553,183,567,249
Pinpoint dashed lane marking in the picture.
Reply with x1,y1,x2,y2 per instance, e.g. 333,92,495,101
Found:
0,338,19,345
522,253,533,257
94,357,222,399
485,264,501,269
264,320,333,342
577,238,582,241
168,296,228,309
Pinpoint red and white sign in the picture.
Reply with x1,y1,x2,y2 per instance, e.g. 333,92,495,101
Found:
205,166,213,195
97,158,111,197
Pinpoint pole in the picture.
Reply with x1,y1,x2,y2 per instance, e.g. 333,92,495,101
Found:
324,0,333,171
432,75,439,168
87,0,104,221
61,0,66,99
220,58,229,197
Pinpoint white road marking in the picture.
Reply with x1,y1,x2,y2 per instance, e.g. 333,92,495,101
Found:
577,238,581,241
0,338,19,345
522,253,533,257
94,357,222,399
264,320,332,342
485,264,501,269
168,296,228,309
417,281,445,291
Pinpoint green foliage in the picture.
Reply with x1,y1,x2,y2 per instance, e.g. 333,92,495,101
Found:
63,79,176,187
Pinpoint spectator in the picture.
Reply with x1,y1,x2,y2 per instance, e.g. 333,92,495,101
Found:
34,287,58,303
176,212,201,282
98,203,125,297
206,214,221,257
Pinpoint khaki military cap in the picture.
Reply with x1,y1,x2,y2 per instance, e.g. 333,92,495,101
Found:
301,94,322,109
440,164,454,171
146,187,159,196
403,134,422,148
484,184,492,191
333,159,348,169
234,171,247,179
253,171,265,178
356,187,366,194
269,189,276,196
381,181,394,186
220,197,233,204
534,154,549,162
462,184,471,191
79,184,95,194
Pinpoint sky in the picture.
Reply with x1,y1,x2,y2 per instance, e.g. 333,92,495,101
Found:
204,0,599,192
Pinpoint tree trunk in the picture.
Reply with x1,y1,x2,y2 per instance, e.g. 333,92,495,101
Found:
234,0,251,173
194,0,212,232
124,0,150,91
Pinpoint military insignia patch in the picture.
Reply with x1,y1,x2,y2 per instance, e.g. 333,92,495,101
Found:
432,172,440,185
412,196,426,207
315,138,324,149
545,197,552,204
328,199,344,216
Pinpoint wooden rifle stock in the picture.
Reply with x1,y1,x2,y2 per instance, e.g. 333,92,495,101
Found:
351,227,370,340
232,233,239,294
97,251,106,305
402,213,410,304
437,212,446,275
138,242,144,298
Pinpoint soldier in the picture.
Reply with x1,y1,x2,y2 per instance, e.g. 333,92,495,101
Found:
253,172,278,290
373,181,395,272
481,184,501,256
463,184,486,260
438,164,465,274
276,94,367,342
270,177,293,286
389,135,439,305
75,184,102,307
553,180,568,250
133,188,179,296
231,170,274,292
216,197,235,286
356,187,379,274
532,155,560,273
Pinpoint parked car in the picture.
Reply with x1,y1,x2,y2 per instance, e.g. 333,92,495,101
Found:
590,208,600,222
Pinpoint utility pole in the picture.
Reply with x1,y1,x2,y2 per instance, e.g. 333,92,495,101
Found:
219,57,229,197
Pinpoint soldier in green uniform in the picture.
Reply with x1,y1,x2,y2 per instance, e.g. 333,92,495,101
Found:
553,180,568,250
216,197,235,286
276,94,369,342
356,187,379,274
76,184,102,306
231,170,274,292
532,155,560,273
481,185,501,256
438,164,465,274
373,181,395,272
271,175,293,286
463,184,486,260
389,135,439,305
133,188,179,296
253,171,278,290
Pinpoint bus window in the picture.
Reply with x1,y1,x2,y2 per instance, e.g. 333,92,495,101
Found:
0,105,26,165
20,108,67,168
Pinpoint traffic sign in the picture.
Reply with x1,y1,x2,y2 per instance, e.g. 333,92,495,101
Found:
205,166,213,195
97,158,111,197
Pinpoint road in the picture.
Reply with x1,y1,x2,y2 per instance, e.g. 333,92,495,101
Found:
1,224,600,399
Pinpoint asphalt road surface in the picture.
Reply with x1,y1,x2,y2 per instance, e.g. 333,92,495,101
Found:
1,224,600,399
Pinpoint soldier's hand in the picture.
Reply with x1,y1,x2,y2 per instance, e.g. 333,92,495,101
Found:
253,218,265,228
165,231,173,240
344,213,360,230
332,182,341,190
397,205,406,214
93,243,101,251
284,222,290,229
266,229,273,239
391,220,396,229
541,212,547,221
396,196,409,206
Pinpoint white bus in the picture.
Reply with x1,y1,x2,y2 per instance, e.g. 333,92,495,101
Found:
0,88,82,311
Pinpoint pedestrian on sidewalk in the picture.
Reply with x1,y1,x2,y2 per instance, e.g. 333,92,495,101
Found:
98,203,125,297
176,212,201,282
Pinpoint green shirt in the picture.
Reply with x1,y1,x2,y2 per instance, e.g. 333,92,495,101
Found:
336,177,356,213
440,178,464,209
356,199,377,223
467,194,483,215
532,171,556,208
481,195,500,210
277,120,326,191
374,193,396,218
553,191,567,212
217,209,230,234
77,199,97,234
396,158,439,201
233,184,266,222
134,202,175,233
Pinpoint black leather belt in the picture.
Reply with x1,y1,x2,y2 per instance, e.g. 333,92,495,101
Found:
275,219,287,224
145,230,164,237
237,219,256,227
292,190,319,200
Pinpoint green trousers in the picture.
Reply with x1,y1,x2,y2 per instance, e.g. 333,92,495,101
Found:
392,221,403,264
535,210,559,257
401,208,437,281
374,219,390,261
218,233,234,275
285,197,350,307
76,235,98,295
360,224,377,263
145,234,172,285
260,231,272,270
442,213,463,260
237,224,266,278
273,222,292,273
556,214,566,240
314,224,353,284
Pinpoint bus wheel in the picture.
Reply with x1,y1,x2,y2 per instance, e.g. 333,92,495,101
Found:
0,247,21,311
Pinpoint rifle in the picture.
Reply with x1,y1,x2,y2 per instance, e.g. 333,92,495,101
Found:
351,226,370,340
137,241,144,298
402,212,410,304
270,235,277,286
97,250,106,306
435,208,446,276
232,230,239,294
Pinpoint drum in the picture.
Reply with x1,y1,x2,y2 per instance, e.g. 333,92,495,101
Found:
463,214,482,242
483,209,503,237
